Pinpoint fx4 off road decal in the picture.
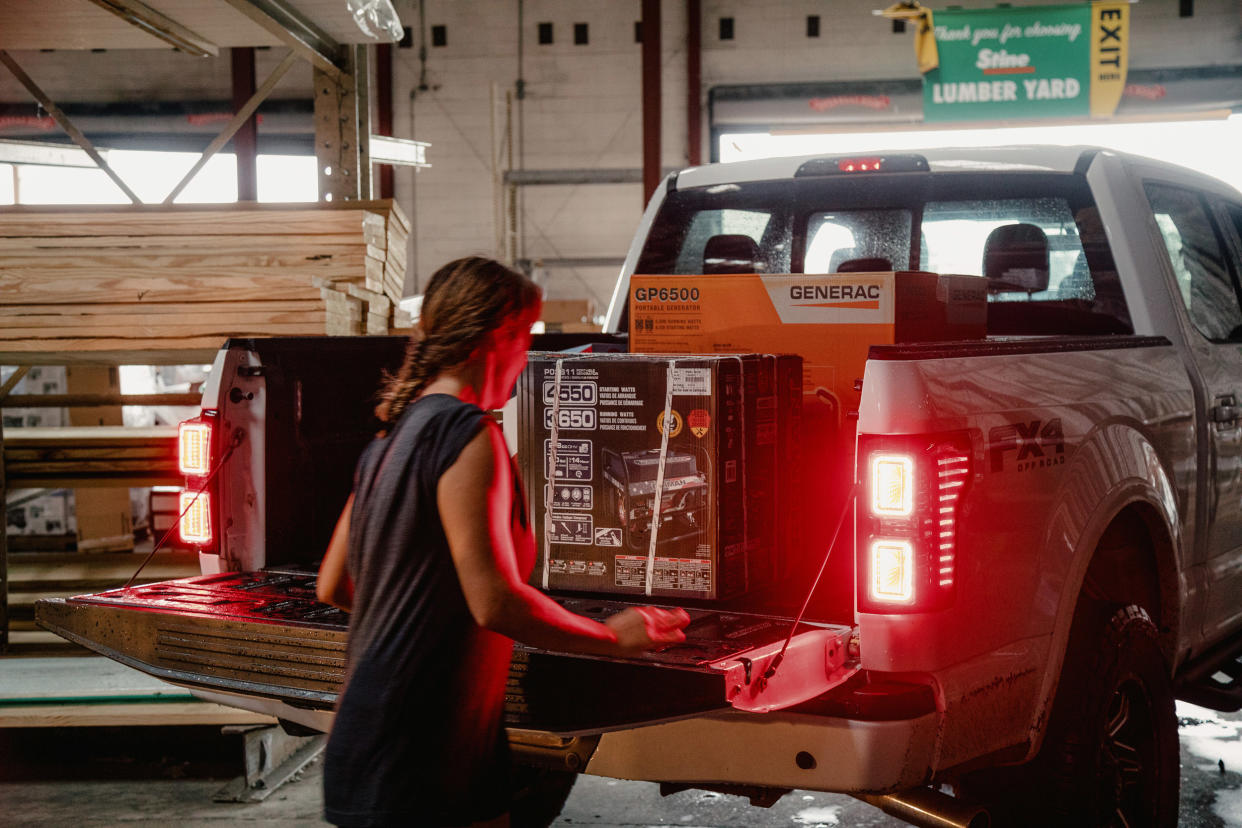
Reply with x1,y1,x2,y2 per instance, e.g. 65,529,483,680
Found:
989,418,1065,473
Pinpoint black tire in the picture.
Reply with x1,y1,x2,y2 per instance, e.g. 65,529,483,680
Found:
971,603,1179,827
510,766,578,828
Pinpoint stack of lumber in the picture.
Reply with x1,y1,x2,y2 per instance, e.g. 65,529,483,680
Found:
0,201,410,364
3,426,179,489
4,548,200,656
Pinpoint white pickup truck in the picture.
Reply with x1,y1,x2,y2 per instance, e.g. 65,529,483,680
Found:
38,146,1242,828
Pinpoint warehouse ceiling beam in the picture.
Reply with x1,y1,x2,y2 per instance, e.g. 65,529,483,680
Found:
163,49,299,204
0,51,141,204
504,168,679,186
83,0,219,57
368,135,430,168
218,0,348,83
0,139,102,168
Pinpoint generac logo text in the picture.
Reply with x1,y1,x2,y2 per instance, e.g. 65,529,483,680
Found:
790,284,881,301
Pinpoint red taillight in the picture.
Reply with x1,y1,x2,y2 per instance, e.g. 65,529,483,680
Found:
870,539,914,604
871,454,913,517
178,421,212,476
935,451,970,588
838,157,883,173
179,490,212,545
178,413,217,551
858,432,973,613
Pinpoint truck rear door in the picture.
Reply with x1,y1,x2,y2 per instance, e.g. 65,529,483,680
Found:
1142,178,1242,645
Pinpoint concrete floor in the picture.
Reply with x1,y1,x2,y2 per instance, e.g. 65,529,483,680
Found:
2,702,1242,827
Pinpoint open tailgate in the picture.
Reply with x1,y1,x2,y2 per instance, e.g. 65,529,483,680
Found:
36,572,857,732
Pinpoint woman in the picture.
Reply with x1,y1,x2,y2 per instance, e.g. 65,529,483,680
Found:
316,256,689,828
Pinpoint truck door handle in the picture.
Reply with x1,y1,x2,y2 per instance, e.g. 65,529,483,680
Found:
1212,394,1240,426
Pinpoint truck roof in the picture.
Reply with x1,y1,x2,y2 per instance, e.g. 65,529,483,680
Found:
672,145,1234,194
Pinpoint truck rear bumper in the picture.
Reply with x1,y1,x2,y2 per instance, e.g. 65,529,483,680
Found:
577,708,938,794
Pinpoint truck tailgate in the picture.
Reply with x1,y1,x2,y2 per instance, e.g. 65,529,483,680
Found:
36,572,856,732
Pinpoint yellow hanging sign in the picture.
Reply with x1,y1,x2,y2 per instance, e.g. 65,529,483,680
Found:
1089,2,1130,117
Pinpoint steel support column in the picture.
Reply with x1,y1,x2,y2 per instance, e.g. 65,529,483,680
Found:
314,45,371,202
687,0,702,167
231,47,259,201
376,43,395,200
641,0,662,204
1,408,7,655
0,366,29,654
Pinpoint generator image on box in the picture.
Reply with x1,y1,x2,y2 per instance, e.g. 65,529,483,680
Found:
518,352,798,601
604,447,708,553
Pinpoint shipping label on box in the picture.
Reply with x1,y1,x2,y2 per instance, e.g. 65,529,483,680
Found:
519,353,794,601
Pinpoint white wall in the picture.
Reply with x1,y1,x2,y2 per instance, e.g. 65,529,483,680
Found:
389,0,689,306
389,0,1242,305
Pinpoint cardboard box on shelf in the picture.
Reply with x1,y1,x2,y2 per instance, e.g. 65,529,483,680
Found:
66,365,135,553
518,352,800,601
540,299,597,325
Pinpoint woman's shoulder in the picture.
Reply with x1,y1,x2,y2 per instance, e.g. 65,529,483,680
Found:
395,393,485,429
392,394,491,460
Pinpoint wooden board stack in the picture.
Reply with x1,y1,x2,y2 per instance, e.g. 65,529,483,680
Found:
0,201,411,364
3,426,180,489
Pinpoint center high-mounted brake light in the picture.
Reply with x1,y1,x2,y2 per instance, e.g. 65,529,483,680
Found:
794,154,930,177
838,157,883,173
857,432,973,613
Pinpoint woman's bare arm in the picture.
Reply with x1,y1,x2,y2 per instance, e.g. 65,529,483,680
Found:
438,422,687,656
316,494,355,611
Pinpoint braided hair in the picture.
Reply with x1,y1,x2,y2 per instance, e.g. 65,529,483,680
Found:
378,257,540,423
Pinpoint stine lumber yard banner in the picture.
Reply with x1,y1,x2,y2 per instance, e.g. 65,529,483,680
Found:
922,2,1129,122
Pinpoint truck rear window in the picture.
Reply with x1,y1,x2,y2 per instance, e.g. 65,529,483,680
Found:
635,172,1132,337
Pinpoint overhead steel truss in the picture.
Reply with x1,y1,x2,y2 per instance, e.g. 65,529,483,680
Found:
0,0,428,205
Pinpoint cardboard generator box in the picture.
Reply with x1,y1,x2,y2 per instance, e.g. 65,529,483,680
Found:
629,271,987,427
518,352,801,601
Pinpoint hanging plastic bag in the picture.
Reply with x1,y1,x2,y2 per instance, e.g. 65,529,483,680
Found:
346,0,404,42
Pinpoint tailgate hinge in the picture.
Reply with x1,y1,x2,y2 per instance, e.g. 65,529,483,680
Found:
711,629,858,713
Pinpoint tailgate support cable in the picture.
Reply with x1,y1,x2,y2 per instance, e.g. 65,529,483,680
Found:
763,483,857,684
124,428,245,588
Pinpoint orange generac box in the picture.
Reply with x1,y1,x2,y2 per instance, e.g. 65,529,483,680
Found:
629,271,987,427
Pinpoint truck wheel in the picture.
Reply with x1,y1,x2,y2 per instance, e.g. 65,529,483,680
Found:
999,603,1179,827
510,766,578,828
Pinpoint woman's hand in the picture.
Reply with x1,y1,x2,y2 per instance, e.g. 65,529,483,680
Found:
604,606,691,656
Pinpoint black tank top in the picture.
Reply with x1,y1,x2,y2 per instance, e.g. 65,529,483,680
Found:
323,394,519,827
